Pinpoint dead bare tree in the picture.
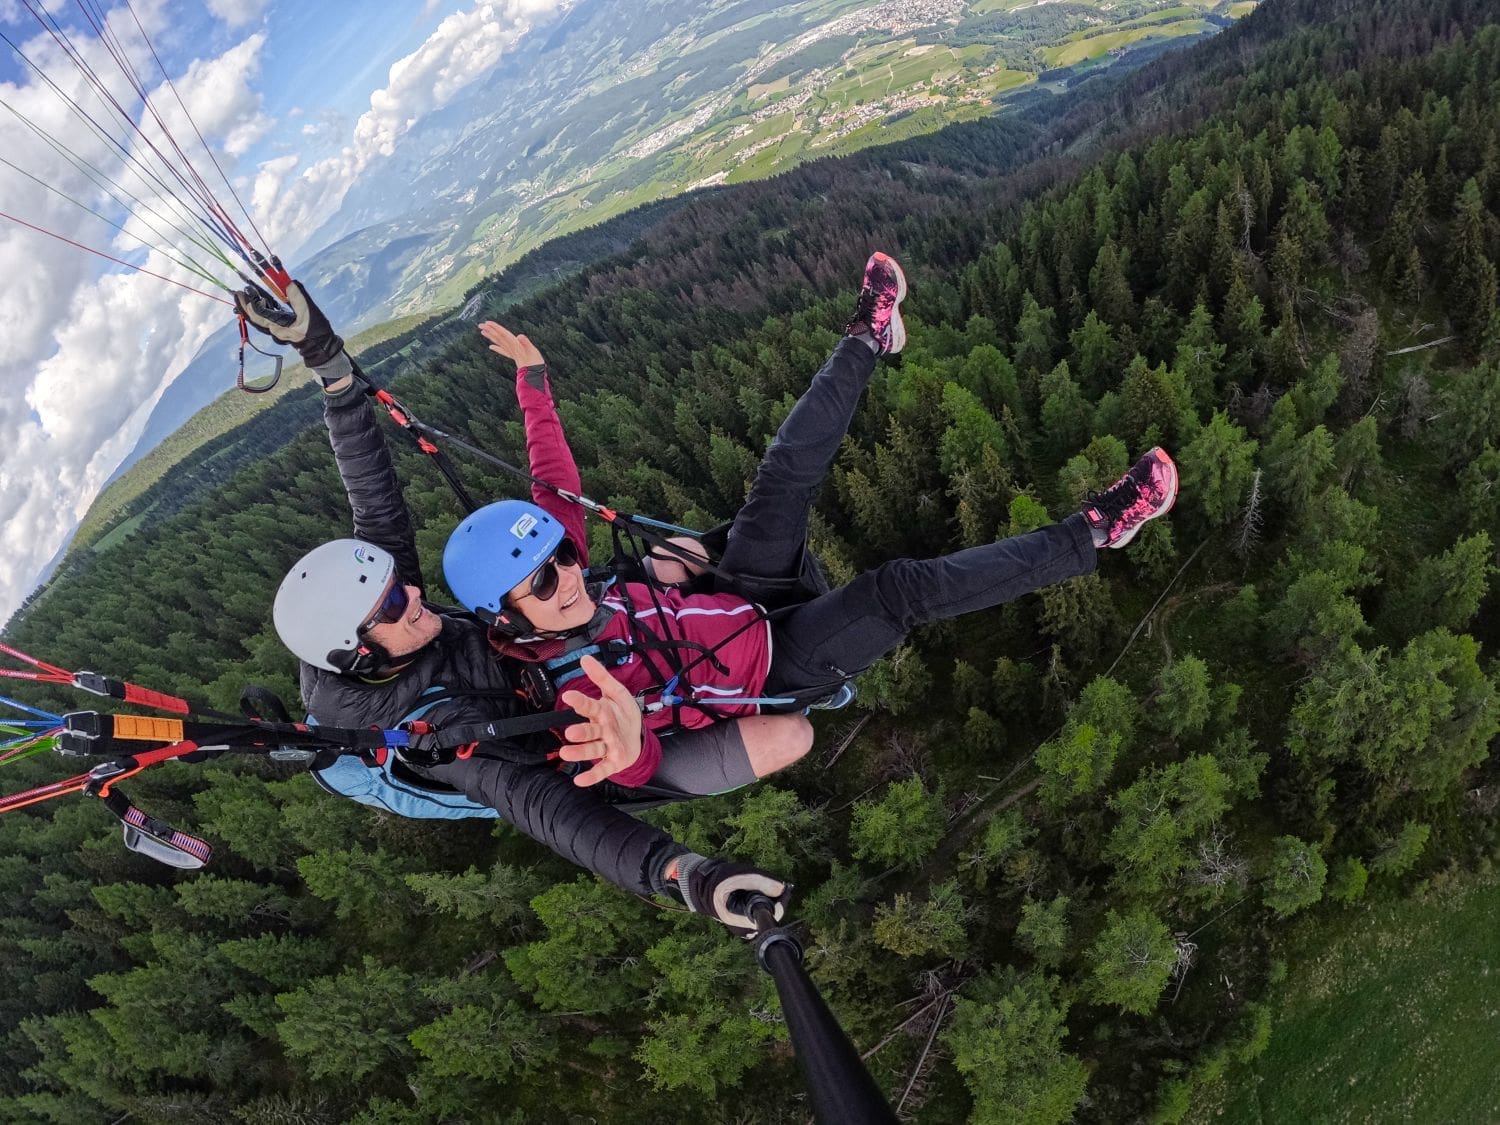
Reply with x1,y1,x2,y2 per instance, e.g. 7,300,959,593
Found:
1332,226,1369,281
1232,469,1264,560
1338,306,1380,416
1397,370,1432,439
1233,383,1274,431
1189,828,1250,890
1170,935,1200,1002
877,729,930,783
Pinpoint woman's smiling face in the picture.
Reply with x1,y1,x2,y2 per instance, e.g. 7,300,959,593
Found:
506,547,595,633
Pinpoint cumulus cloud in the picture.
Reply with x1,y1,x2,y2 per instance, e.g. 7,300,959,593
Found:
0,15,268,625
262,0,573,254
205,0,269,29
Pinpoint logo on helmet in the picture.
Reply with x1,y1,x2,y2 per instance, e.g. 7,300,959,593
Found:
353,545,377,565
509,513,538,540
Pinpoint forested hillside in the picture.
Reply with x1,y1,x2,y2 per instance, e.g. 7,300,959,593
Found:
2,0,1498,1120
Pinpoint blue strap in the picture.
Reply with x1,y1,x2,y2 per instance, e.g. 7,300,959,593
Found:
659,693,801,708
0,694,62,722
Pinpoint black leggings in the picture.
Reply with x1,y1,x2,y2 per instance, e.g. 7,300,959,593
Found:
719,337,1097,697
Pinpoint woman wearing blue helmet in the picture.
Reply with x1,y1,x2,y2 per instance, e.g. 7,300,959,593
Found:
445,254,1179,794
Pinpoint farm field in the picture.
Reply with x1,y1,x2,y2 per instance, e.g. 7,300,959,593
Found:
1189,872,1500,1123
1042,20,1216,68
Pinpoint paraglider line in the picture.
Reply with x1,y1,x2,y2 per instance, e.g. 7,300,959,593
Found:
0,210,233,303
118,0,275,253
0,26,233,251
0,153,230,288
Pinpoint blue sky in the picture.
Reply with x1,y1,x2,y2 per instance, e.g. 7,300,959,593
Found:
0,1,469,173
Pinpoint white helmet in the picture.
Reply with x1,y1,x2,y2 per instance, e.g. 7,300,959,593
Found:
274,539,397,673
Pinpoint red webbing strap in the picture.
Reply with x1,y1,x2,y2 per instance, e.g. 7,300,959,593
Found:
0,770,91,813
369,386,480,513
0,641,71,683
88,741,202,799
119,682,192,715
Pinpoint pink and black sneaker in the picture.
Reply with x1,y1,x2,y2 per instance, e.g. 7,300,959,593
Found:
845,252,907,355
1082,447,1179,549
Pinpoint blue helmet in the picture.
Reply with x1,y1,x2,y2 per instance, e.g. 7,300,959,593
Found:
443,499,566,630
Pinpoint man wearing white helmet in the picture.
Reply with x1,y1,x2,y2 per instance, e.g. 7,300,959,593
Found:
242,280,808,933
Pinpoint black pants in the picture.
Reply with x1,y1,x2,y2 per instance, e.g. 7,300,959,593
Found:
719,337,1097,697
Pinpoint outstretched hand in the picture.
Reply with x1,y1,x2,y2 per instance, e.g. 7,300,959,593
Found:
479,320,545,370
557,655,643,787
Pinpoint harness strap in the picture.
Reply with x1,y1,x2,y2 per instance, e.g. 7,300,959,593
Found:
364,368,480,514
403,707,581,755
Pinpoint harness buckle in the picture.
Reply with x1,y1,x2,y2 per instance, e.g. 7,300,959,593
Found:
71,671,120,699
519,665,557,710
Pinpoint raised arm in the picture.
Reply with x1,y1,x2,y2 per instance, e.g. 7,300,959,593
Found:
479,321,590,561
320,379,423,588
239,280,423,587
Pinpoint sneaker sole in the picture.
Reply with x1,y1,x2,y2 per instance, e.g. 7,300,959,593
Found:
1108,448,1178,549
877,253,907,355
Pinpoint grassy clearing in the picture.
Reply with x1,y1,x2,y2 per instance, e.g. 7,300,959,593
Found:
1188,871,1500,1124
747,75,790,100
1043,21,1213,68
1228,2,1259,16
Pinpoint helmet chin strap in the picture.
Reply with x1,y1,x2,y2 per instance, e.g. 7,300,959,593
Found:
491,593,612,644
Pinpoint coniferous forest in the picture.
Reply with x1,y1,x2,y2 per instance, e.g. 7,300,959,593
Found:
3,0,1499,1120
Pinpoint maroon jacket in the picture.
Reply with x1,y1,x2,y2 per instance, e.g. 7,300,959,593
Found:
508,364,772,787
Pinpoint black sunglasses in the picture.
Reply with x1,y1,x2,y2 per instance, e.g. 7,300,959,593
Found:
518,538,581,603
360,581,410,633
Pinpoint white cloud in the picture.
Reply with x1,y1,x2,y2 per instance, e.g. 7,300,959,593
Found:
0,16,268,626
205,0,269,29
261,0,572,255
134,33,271,162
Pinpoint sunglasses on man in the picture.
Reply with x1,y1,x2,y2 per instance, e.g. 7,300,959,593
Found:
513,538,581,603
359,581,411,634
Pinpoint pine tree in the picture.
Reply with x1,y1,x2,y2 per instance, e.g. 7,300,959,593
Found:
1445,179,1500,353
943,970,1087,1124
1154,655,1212,739
1456,444,1500,533
1370,821,1431,877
1089,237,1137,327
1379,532,1495,637
1107,755,1232,894
1272,424,1336,513
1087,909,1176,1016
850,776,945,868
1069,310,1121,397
1016,894,1070,965
939,382,1009,480
1378,170,1428,288
275,958,433,1084
1039,361,1094,464
1263,837,1327,917
872,879,969,958
1327,856,1369,904
1173,302,1226,413
1179,411,1258,528
1014,291,1059,380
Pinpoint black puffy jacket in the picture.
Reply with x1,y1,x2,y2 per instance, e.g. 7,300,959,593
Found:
298,373,684,895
